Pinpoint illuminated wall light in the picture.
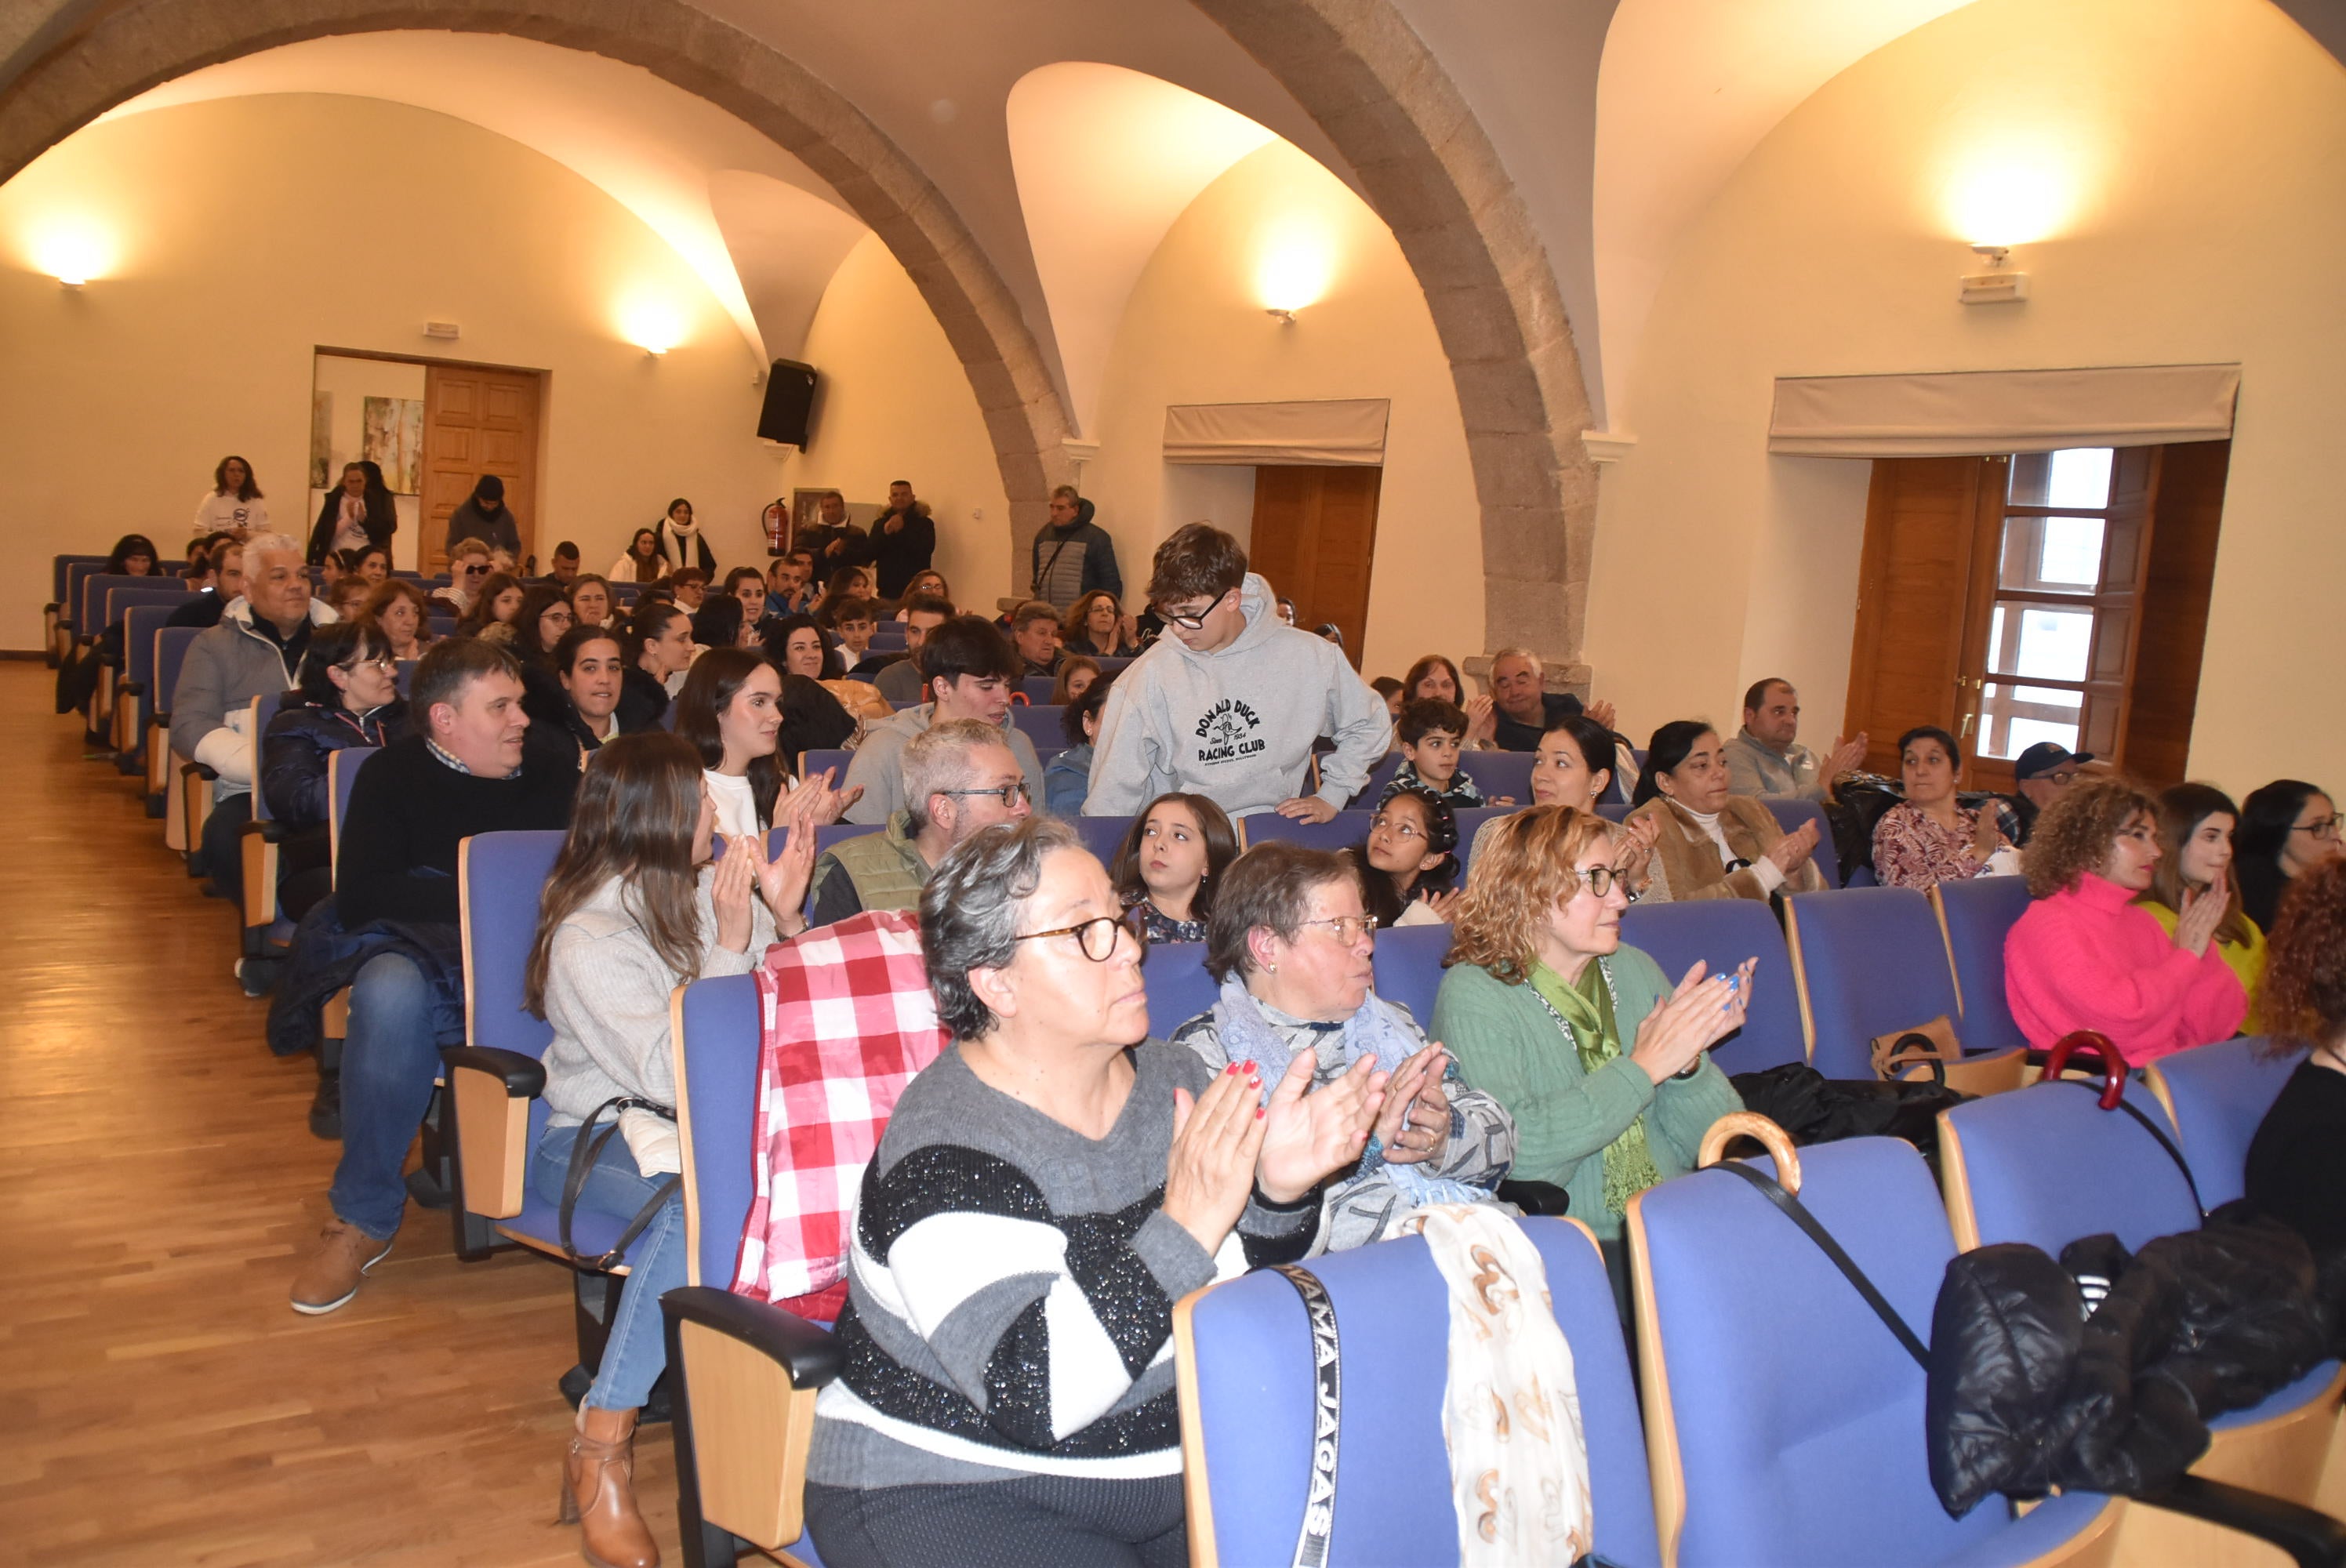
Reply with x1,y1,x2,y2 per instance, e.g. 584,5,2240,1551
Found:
27,216,117,287
1941,143,2080,249
616,294,687,357
1255,220,1336,323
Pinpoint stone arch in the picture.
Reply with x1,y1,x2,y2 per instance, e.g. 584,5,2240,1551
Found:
0,0,1073,544
1188,0,1599,678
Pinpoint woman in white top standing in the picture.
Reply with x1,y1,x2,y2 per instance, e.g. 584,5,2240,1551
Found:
674,645,859,840
194,455,268,539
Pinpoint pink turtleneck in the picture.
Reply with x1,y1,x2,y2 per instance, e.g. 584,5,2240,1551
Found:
2004,872,2246,1062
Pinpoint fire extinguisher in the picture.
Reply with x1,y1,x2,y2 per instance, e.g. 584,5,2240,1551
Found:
762,499,789,555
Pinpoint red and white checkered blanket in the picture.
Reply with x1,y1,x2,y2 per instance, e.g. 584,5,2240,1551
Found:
728,910,949,1319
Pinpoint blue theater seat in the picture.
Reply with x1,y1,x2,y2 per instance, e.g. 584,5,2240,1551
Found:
1621,896,1807,1075
2143,1036,2297,1210
1240,809,1368,855
1146,939,1219,1040
1786,885,2026,1090
1371,920,1450,1024
1069,812,1133,866
797,748,852,786
1177,1217,1660,1568
1930,875,2034,1054
1763,796,1840,887
1456,747,1534,803
1346,750,1404,808
1008,703,1062,746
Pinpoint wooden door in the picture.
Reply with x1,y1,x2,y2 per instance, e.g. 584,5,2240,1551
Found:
1247,465,1382,668
422,365,542,573
2124,441,2232,787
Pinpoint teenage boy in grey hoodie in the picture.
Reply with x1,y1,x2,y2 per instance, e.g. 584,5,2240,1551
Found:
1083,524,1389,821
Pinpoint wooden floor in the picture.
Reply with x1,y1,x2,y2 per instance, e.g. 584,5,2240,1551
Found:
0,664,680,1567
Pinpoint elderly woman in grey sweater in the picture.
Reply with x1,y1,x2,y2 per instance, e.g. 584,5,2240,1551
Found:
525,732,817,1568
1169,840,1517,1254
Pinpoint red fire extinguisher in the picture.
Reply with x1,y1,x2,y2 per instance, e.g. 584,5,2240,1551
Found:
762,499,789,555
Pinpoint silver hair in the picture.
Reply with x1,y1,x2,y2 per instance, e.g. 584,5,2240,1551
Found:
1490,645,1543,677
902,718,1013,834
242,532,303,560
921,816,1083,1040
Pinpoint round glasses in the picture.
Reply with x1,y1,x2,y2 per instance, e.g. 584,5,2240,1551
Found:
2293,815,2342,841
1015,910,1138,962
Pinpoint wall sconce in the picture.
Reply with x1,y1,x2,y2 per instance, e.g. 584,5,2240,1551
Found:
1265,307,1296,325
1958,243,2029,305
617,294,686,357
28,216,114,289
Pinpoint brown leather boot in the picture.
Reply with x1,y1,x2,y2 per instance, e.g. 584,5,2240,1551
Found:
558,1405,659,1568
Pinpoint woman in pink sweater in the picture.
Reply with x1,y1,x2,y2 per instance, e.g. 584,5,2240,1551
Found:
2005,775,2246,1062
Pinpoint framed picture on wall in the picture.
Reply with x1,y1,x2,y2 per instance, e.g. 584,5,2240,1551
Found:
361,395,425,494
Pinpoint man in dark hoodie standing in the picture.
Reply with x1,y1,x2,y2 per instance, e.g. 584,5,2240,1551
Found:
869,479,935,599
1028,485,1121,612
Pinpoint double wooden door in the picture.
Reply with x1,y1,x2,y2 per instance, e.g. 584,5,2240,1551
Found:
1247,465,1382,668
420,365,541,573
1842,442,2230,791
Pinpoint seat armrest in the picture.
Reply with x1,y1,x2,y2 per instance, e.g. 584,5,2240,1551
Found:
663,1285,842,1390
118,679,144,698
1497,1179,1572,1217
441,1046,547,1100
182,760,219,782
240,818,288,844
2139,1475,2346,1567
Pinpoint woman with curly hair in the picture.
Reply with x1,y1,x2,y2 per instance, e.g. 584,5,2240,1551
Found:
2003,775,2245,1061
2244,860,2346,1247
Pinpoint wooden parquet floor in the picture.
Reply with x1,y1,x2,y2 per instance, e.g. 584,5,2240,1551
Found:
0,664,678,1567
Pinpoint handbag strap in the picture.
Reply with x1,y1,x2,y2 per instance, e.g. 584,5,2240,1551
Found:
2060,1080,2206,1221
1270,1261,1341,1568
1710,1160,1929,1369
560,1094,680,1272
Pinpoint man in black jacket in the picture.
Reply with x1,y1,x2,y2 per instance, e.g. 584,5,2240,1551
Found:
869,479,936,599
289,640,579,1316
1028,486,1120,612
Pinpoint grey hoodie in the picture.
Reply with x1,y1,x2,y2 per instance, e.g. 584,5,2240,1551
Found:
1082,572,1389,818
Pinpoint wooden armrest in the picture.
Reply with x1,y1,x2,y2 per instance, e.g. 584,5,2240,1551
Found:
662,1286,839,1552
2137,1475,2346,1567
238,820,281,930
441,1048,543,1220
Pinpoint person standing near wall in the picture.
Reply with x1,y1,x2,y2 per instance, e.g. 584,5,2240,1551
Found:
1029,485,1121,612
868,480,935,599
195,455,268,538
310,461,398,565
444,474,521,558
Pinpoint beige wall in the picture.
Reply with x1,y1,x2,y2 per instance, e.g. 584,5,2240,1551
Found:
1586,0,2346,798
780,233,1014,612
0,92,783,642
1085,140,1484,682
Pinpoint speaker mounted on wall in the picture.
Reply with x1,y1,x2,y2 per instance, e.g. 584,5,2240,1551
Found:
758,359,818,447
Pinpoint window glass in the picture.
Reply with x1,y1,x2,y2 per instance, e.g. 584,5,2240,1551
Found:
2009,448,2114,509
1980,681,2083,760
1988,601,2093,682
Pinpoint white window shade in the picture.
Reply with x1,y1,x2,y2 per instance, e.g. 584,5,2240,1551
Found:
1768,365,2240,457
1163,399,1390,465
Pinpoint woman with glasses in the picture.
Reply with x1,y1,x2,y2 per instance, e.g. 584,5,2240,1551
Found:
804,818,1385,1568
1355,783,1460,926
261,619,410,919
2237,779,2344,933
2004,775,2246,1060
1433,804,1749,1294
1169,840,1516,1254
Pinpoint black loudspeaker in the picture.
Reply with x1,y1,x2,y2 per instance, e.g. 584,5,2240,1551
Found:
757,359,817,447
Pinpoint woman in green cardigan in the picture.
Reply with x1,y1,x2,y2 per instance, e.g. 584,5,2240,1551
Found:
1433,804,1752,1296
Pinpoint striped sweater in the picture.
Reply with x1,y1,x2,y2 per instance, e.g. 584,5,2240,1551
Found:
804,1042,1319,1487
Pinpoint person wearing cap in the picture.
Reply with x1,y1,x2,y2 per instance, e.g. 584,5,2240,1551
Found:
445,474,522,557
2004,741,2093,846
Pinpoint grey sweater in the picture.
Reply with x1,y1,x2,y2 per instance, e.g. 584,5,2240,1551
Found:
806,1042,1318,1487
539,873,772,1124
839,702,1044,826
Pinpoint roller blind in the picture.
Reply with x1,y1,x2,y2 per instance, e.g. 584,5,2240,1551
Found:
1768,364,2240,457
1162,398,1390,465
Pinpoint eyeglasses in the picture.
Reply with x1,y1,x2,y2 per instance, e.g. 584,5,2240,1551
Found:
940,780,1033,809
1575,865,1625,898
1153,596,1223,631
1295,913,1379,945
1370,813,1425,842
2295,815,2343,840
349,655,398,674
460,562,489,576
1015,910,1137,962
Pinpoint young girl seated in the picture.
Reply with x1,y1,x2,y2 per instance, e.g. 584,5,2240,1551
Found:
1356,783,1461,926
1109,791,1238,942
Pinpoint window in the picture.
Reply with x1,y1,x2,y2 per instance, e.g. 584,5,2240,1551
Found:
1975,447,2120,760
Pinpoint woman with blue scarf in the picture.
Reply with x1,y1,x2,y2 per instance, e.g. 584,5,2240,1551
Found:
1171,840,1517,1254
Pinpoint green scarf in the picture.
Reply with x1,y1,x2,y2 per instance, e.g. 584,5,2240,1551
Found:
1531,958,1663,1217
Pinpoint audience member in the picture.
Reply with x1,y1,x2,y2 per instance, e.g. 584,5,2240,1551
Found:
1385,698,1494,809
2004,742,2091,846
2238,779,2342,932
454,572,525,639
1356,784,1460,927
620,601,690,728
2243,859,2346,1249
1061,589,1138,659
2003,775,2245,1061
568,574,616,631
768,555,815,618
1084,524,1387,822
1109,792,1237,942
668,566,710,614
544,541,580,587
801,818,1375,1568
167,542,243,630
812,719,1030,924
1008,598,1063,676
610,528,662,583
797,491,874,575
1050,655,1102,706
1722,679,1866,803
2141,783,2268,1034
1173,840,1514,1253
652,497,715,576
868,593,952,704
501,585,576,667
288,640,579,1316
1466,712,1663,896
721,565,769,634
346,545,391,586
318,550,346,592
1029,485,1121,611
524,625,630,758
527,732,814,1568
324,575,371,620
1275,595,1298,626
310,461,398,563
674,647,855,840
1371,675,1405,720
1489,648,1614,752
170,533,335,906
194,454,268,536
766,612,844,681
1434,805,1749,1271
843,615,1041,824
689,590,754,654
433,539,493,615
1629,720,1824,904
824,595,877,659
1871,725,2009,889
895,568,949,610
359,578,434,661
870,481,935,597
1043,677,1113,816
261,619,409,922
442,473,518,558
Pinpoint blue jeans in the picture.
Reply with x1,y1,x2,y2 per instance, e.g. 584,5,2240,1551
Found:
532,1122,686,1412
328,953,442,1240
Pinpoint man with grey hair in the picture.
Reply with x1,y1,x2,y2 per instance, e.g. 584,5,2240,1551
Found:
170,532,336,910
1488,646,1618,753
810,719,1031,925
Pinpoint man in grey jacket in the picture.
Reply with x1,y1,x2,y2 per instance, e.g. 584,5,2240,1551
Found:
1084,524,1388,822
842,615,1043,824
169,532,337,904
